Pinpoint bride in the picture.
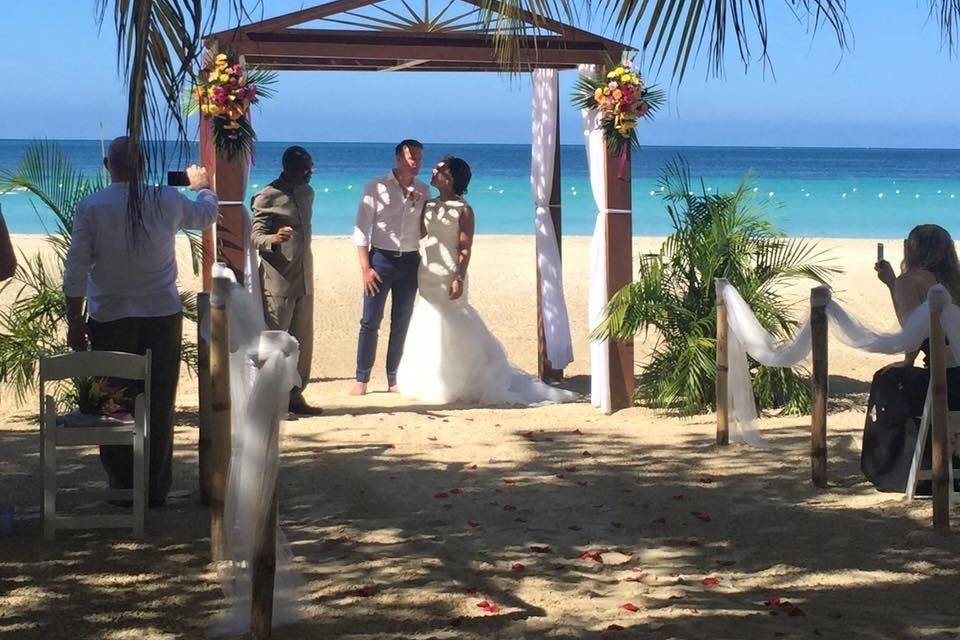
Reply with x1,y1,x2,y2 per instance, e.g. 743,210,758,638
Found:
396,157,576,406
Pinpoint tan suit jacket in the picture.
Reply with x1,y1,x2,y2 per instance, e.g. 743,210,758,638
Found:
251,179,314,298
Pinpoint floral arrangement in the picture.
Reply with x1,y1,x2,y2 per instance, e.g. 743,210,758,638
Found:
573,57,664,156
191,49,276,159
73,377,132,416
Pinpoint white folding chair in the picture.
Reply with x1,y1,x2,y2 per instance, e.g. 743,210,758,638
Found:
40,350,151,540
906,388,960,506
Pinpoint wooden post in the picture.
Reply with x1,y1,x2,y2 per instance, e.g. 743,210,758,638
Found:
250,331,287,639
197,292,212,505
810,286,831,488
604,148,634,411
715,279,729,446
199,41,250,286
927,286,951,531
209,273,232,561
537,95,563,383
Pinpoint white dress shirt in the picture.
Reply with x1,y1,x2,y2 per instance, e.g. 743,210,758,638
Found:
353,171,429,253
63,183,219,322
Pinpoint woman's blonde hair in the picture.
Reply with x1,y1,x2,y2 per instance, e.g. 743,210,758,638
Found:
904,224,960,303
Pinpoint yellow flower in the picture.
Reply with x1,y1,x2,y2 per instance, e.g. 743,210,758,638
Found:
215,53,228,62
593,87,604,102
613,89,623,100
219,73,229,82
207,71,219,82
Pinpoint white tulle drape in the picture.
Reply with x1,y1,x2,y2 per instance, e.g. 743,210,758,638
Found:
209,250,305,633
579,63,612,413
717,280,960,447
531,68,573,369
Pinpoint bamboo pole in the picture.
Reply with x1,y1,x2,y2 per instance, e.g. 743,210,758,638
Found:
810,286,831,488
250,331,288,639
197,292,212,505
209,273,232,561
927,286,951,532
715,279,729,446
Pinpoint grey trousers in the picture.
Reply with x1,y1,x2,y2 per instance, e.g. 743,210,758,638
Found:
263,293,313,393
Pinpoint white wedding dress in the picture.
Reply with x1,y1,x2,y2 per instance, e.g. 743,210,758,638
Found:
397,199,576,406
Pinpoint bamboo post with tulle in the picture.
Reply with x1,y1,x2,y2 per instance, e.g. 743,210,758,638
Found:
251,331,286,639
927,286,951,532
209,272,232,561
715,279,729,446
197,292,212,505
810,286,831,488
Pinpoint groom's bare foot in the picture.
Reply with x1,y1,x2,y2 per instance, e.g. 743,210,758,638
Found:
350,381,367,396
388,385,399,393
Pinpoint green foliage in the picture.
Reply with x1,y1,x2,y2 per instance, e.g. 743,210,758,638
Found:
0,141,202,405
594,159,839,416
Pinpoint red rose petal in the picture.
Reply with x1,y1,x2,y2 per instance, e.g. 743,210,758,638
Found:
522,431,534,440
511,563,525,571
467,520,480,528
653,516,666,524
449,487,463,494
530,545,551,553
606,624,625,631
702,576,720,586
765,597,781,606
622,603,640,612
355,585,378,597
434,492,449,499
582,450,592,457
502,504,516,511
502,479,517,484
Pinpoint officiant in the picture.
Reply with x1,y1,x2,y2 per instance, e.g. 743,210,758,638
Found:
251,145,322,416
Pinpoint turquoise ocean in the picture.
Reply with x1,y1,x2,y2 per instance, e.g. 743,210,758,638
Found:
1,140,959,238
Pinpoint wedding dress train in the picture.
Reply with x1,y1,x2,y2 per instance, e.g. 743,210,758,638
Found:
397,199,576,406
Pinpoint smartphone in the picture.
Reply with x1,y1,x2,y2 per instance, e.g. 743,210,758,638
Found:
877,242,884,263
167,170,190,187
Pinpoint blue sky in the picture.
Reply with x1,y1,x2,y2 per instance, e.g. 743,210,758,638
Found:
2,1,959,147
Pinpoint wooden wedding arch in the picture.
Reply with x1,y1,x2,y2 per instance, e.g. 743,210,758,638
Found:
201,0,636,410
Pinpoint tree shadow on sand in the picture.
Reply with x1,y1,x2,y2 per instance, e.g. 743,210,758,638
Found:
1,405,959,639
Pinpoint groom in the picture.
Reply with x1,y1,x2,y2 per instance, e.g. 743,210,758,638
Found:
351,139,429,395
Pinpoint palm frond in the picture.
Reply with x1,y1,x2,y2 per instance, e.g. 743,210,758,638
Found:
928,0,960,53
595,157,838,415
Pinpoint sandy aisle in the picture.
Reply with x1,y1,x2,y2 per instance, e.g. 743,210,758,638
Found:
1,234,957,640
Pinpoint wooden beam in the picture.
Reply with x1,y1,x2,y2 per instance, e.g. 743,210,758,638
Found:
810,286,831,488
211,0,384,38
224,32,612,66
604,148,634,412
715,279,729,446
928,287,951,532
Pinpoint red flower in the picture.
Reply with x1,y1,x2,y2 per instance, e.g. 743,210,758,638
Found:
702,576,720,587
622,603,640,612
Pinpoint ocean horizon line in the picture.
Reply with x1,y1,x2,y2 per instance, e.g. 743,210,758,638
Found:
0,137,958,153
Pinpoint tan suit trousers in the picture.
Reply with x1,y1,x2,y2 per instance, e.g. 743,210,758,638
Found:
264,294,313,393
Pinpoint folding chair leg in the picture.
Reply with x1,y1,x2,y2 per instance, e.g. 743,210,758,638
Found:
132,429,145,538
907,390,932,502
43,429,57,541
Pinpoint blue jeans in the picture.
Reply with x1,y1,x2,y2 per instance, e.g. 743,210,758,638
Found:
356,248,419,386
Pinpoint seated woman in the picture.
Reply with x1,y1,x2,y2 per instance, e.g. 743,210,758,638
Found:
862,224,960,492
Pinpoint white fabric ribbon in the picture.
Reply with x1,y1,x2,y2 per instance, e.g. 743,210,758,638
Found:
717,279,960,447
580,64,612,413
209,266,305,635
531,68,573,369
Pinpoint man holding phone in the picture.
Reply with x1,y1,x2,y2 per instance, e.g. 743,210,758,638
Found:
62,136,218,507
251,146,322,416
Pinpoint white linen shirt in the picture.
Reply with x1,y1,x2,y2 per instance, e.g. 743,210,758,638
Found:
63,183,219,322
353,172,429,253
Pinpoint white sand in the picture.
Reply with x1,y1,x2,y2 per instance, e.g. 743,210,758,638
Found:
1,234,958,640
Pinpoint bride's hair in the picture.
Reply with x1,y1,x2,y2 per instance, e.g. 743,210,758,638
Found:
443,156,472,196
904,224,960,303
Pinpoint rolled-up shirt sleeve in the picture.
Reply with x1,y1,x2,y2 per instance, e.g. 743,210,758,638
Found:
63,202,93,298
353,183,375,247
176,188,219,230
